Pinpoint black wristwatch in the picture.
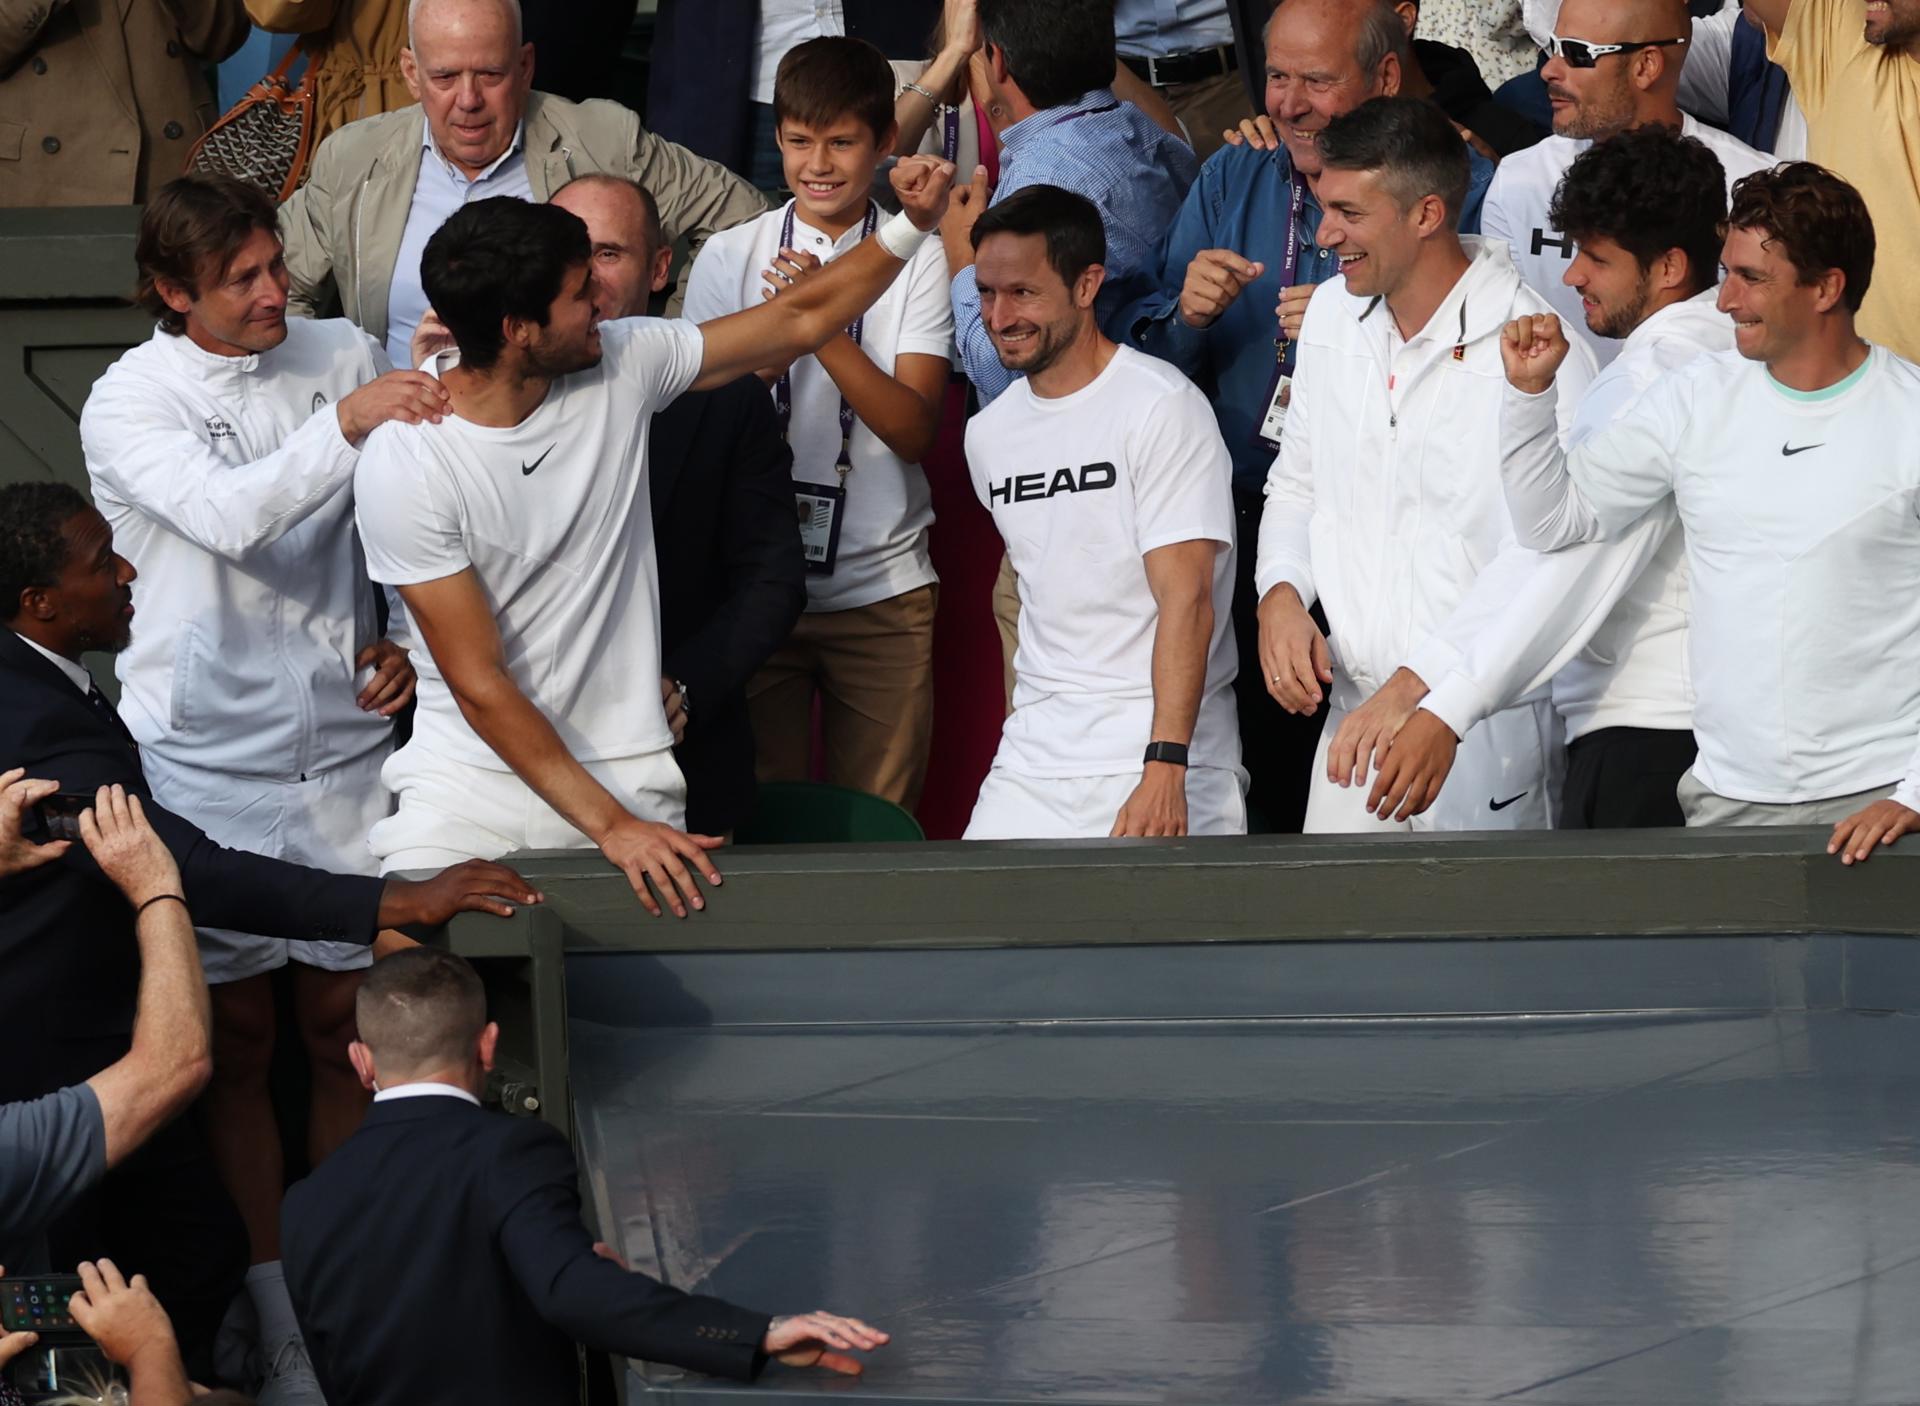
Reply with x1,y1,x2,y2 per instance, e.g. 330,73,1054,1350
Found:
1143,741,1190,767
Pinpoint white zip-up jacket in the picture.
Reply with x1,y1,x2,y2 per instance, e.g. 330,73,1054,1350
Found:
1418,290,1733,740
81,319,393,781
1500,343,1920,809
1255,239,1597,708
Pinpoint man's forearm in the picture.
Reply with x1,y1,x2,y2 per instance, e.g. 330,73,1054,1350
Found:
699,239,916,388
87,903,212,1166
451,670,632,843
1147,592,1211,749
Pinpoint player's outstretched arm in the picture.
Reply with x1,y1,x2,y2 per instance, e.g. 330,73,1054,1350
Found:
688,156,957,394
397,570,723,918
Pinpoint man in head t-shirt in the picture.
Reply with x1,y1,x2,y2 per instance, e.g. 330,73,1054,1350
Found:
962,186,1246,840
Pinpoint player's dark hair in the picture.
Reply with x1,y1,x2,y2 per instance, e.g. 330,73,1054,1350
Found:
0,481,89,623
977,0,1117,112
553,173,665,252
1549,125,1726,296
356,948,488,1073
134,174,282,335
1726,161,1874,313
422,196,591,371
970,184,1107,289
1318,95,1471,222
774,36,898,145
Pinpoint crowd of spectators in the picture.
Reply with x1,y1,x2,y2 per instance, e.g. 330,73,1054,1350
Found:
6,0,1920,1400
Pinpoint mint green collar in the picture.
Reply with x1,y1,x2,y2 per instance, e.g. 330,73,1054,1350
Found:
1768,351,1872,403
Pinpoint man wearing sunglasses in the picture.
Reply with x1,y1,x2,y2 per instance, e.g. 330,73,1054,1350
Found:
1743,0,1920,364
1481,0,1770,368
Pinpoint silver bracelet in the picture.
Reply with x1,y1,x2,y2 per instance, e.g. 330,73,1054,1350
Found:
901,81,940,105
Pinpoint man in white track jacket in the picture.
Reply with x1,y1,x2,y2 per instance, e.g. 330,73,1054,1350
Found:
1495,162,1920,863
1253,96,1596,833
1377,126,1736,828
79,174,452,1395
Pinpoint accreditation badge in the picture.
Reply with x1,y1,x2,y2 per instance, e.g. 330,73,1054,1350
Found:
794,480,846,575
1257,373,1293,448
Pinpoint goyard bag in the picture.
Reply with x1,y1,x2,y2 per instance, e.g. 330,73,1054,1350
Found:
184,45,317,204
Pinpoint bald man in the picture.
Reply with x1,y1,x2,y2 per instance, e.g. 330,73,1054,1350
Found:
278,0,768,364
1481,0,1770,367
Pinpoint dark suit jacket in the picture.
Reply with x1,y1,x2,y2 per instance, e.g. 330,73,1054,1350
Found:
650,378,806,836
0,629,384,1104
282,1095,770,1406
647,0,943,175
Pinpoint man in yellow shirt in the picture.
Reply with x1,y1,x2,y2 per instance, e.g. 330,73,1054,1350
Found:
1746,0,1920,360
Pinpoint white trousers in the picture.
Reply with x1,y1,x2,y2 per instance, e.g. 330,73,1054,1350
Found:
964,764,1249,840
1305,679,1562,835
370,743,687,873
141,746,390,982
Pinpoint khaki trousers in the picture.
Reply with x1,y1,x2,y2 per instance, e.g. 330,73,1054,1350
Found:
1166,71,1254,163
1677,771,1895,827
748,584,938,809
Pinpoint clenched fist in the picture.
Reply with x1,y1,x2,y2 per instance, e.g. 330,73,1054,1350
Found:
891,154,960,232
1500,314,1571,396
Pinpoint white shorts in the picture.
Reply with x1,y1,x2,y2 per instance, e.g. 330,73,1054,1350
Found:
1305,680,1563,835
141,746,391,984
370,743,687,873
964,765,1248,840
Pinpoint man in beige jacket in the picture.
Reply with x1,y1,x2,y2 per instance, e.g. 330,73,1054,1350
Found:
278,0,767,361
0,0,249,207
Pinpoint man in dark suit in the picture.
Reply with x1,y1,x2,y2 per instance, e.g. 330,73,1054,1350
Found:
283,948,888,1405
0,480,542,1371
551,175,807,836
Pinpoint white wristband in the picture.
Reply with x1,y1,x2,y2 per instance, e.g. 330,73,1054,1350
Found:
876,210,931,261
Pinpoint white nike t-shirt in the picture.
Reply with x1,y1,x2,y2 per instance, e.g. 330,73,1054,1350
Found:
354,318,704,771
965,344,1241,779
1480,115,1772,367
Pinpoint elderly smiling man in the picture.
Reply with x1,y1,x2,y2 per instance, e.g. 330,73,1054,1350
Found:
278,0,767,367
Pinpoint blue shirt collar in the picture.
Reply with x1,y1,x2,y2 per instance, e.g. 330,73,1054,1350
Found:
421,115,527,183
1001,88,1121,153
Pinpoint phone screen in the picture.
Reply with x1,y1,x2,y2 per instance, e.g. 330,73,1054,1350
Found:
29,794,90,844
0,1276,85,1338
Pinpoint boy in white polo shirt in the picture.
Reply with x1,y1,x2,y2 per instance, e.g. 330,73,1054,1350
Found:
683,36,954,811
963,186,1245,839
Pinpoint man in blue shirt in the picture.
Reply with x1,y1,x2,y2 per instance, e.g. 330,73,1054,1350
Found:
1122,0,1492,830
940,0,1200,405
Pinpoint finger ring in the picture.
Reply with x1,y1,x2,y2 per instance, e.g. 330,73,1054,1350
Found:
1271,674,1282,684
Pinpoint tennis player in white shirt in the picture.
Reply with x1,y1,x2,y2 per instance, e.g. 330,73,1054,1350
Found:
354,157,957,915
1497,162,1920,862
962,185,1245,840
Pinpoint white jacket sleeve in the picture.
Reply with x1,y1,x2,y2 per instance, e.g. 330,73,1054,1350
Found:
82,381,360,564
1253,330,1318,606
1499,373,1680,550
1416,503,1679,736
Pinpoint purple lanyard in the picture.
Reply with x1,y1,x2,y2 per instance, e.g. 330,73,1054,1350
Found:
1275,175,1306,375
943,104,961,163
773,200,879,474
